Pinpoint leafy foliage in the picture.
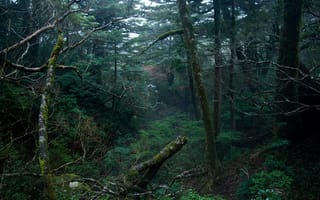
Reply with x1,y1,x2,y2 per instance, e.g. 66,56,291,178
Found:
103,113,205,180
237,170,292,200
179,189,225,200
216,131,247,163
0,0,320,199
289,162,320,200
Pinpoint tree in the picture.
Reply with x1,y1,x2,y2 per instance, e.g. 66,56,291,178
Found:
0,1,135,198
275,0,303,137
38,30,63,200
229,0,236,130
213,0,222,136
177,0,218,183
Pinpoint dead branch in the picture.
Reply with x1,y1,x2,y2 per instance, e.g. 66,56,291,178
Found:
4,61,78,73
0,172,41,177
0,8,80,55
60,17,126,54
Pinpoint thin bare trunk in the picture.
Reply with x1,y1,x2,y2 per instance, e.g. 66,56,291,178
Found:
38,31,63,200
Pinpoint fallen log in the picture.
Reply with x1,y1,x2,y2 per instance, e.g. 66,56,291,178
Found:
60,136,188,199
123,135,188,193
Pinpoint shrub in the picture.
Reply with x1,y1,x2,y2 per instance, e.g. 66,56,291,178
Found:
103,113,205,183
180,189,225,200
237,170,292,200
290,162,320,200
130,113,205,180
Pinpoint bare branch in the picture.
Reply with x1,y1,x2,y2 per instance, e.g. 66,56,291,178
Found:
5,61,79,75
307,7,320,17
1,23,55,55
0,8,80,55
0,173,42,177
60,17,126,54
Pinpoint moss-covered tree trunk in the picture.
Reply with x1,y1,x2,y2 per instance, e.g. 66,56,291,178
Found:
177,0,218,183
38,31,63,200
276,0,303,137
186,52,200,119
213,0,222,136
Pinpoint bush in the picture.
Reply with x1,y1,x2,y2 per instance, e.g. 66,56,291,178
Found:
217,131,247,163
180,189,225,200
237,170,292,200
289,162,320,200
103,113,205,182
131,113,205,180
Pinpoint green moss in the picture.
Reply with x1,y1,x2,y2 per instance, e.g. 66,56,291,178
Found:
126,169,139,182
47,32,64,89
39,157,46,175
42,100,49,124
50,33,64,59
64,173,81,180
46,174,58,200
156,29,184,41
37,30,64,200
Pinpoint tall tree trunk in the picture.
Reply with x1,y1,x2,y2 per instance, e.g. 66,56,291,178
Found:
177,0,218,183
187,52,199,119
38,31,63,200
229,0,236,130
276,0,303,137
214,0,222,136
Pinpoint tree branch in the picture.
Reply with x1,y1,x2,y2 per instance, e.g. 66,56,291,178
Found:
139,29,184,55
0,8,80,55
60,17,126,54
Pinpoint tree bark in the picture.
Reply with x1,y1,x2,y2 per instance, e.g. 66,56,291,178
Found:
38,30,63,200
277,0,303,100
186,52,199,119
214,0,223,136
276,0,303,137
229,0,236,130
112,43,118,112
177,0,218,182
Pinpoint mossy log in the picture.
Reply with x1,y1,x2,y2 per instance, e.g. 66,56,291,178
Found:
123,136,187,192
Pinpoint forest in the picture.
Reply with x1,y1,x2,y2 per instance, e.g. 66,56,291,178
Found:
0,0,320,199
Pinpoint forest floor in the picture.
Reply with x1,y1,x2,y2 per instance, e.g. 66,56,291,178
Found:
213,149,267,200
184,134,320,200
184,147,268,200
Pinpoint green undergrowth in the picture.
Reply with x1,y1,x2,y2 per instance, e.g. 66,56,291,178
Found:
237,170,292,200
104,113,206,179
236,139,297,200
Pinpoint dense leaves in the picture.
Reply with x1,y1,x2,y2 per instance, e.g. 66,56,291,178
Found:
0,0,320,199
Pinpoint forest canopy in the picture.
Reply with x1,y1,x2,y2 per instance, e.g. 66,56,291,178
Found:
0,0,320,199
